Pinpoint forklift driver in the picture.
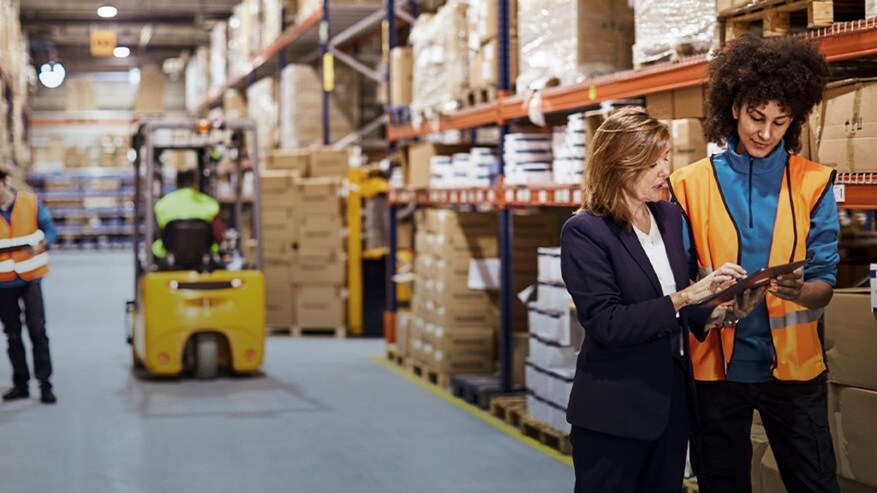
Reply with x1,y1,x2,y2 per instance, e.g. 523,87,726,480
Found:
151,168,225,267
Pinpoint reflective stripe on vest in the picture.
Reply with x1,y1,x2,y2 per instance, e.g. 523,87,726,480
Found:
669,155,834,382
0,191,50,282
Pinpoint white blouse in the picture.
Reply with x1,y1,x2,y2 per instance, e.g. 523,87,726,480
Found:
633,209,676,297
633,209,684,357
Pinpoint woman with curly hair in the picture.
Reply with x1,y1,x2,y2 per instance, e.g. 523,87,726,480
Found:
669,33,841,492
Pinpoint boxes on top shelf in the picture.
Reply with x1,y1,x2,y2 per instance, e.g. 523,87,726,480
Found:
410,1,470,116
278,64,354,150
210,22,228,91
390,47,413,106
134,66,165,114
516,0,634,93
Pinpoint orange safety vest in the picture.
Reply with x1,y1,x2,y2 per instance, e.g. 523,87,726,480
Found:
0,191,50,282
669,155,834,382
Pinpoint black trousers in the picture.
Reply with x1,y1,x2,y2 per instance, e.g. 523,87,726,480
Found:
691,379,840,493
570,363,689,493
0,282,53,389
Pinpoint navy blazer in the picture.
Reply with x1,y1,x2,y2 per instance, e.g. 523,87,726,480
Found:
560,200,711,441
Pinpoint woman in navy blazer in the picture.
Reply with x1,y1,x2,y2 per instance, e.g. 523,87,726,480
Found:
560,107,750,492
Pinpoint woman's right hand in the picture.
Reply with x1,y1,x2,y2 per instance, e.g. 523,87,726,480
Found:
672,262,747,310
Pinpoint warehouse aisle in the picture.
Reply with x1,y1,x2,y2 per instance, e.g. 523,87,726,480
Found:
0,252,572,493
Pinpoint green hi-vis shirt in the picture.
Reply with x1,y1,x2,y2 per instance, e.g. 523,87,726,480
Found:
151,188,220,258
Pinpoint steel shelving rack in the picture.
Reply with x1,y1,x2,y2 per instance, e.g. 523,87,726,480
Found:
385,15,877,395
194,1,415,336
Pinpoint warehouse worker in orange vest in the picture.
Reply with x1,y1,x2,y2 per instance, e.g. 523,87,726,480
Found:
669,34,840,492
151,168,225,261
0,166,57,404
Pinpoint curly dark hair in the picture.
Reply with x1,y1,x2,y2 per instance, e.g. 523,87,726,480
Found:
704,33,829,152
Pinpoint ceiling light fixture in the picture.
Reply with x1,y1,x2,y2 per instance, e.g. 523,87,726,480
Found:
113,46,130,58
97,5,118,18
38,62,66,89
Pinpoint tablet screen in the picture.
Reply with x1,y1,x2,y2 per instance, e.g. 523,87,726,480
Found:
695,259,810,307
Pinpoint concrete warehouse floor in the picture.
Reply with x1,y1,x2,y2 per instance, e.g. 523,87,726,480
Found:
0,251,572,493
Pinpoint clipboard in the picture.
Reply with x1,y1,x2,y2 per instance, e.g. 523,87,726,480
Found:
696,259,810,307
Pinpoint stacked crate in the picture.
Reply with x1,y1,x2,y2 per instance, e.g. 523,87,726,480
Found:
645,87,709,171
260,169,299,328
467,0,518,93
821,289,877,492
411,209,499,378
525,247,584,433
259,147,350,331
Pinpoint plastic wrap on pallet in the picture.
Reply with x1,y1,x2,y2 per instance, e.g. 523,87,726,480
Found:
517,0,634,93
228,4,249,79
247,77,278,154
261,0,283,51
210,21,228,91
185,46,209,114
410,1,470,119
632,0,717,66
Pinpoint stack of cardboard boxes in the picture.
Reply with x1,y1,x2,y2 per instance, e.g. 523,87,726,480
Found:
409,210,499,377
746,290,877,492
467,0,518,92
823,289,877,492
646,86,709,171
260,147,350,330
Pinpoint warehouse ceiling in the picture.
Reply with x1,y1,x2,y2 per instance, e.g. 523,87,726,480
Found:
19,0,238,75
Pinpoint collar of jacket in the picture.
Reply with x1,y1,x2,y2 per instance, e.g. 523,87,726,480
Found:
724,135,789,175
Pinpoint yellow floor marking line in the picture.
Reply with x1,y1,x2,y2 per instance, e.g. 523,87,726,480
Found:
370,355,573,467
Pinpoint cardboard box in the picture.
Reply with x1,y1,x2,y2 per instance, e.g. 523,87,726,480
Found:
390,47,413,106
470,36,520,89
297,214,345,250
750,424,770,491
673,85,706,119
405,143,472,188
425,299,499,328
759,447,786,493
309,147,350,178
829,384,877,488
824,288,877,391
422,208,498,235
430,326,495,354
134,66,165,113
646,91,674,120
671,119,708,171
291,249,346,285
396,310,413,357
291,177,344,215
513,331,529,387
297,285,346,328
812,78,877,172
264,149,309,174
423,343,496,374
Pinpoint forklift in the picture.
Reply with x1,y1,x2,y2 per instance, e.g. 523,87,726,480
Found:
126,119,266,379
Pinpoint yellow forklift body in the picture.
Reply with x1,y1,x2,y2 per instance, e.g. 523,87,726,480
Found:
134,269,265,376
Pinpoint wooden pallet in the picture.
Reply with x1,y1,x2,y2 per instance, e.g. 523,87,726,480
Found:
408,359,451,388
519,414,572,455
462,86,498,108
489,394,527,423
269,326,347,338
718,0,854,42
385,343,407,367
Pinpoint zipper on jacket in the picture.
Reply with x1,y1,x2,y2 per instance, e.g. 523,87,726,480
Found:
748,157,754,228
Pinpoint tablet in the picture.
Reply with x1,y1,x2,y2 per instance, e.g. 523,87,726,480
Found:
696,259,810,307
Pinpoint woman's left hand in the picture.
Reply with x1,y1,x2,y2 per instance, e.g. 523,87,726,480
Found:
769,268,803,302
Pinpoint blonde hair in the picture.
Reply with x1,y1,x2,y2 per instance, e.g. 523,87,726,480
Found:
579,106,670,225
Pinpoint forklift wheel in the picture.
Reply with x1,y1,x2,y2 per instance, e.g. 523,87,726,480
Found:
194,333,219,379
